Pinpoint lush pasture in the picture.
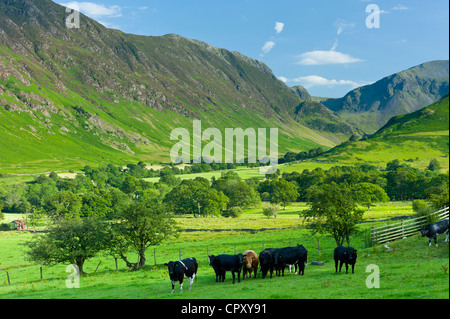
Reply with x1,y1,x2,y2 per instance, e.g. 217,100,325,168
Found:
0,202,447,299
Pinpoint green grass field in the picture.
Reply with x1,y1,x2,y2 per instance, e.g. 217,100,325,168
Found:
0,202,447,299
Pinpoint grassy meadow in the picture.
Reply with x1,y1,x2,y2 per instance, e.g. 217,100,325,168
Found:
0,201,448,299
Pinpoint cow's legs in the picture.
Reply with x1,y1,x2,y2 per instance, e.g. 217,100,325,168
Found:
345,263,349,274
171,280,175,293
351,264,355,274
339,260,343,273
335,259,338,272
188,275,194,291
445,232,449,242
237,271,241,283
434,235,438,247
179,279,184,292
231,271,236,284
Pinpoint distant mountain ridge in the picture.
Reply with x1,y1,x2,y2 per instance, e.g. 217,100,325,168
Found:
319,95,449,169
322,60,449,134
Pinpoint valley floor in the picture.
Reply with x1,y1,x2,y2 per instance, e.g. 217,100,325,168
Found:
0,202,448,300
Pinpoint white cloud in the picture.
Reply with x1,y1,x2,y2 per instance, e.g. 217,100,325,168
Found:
274,22,285,34
296,50,363,65
261,41,276,54
330,39,338,51
278,76,288,83
292,75,367,89
60,2,122,18
334,19,355,35
392,4,408,10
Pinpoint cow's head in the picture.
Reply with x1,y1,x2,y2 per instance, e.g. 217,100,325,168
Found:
236,253,244,268
164,261,176,276
243,253,254,269
345,248,357,261
208,255,216,267
259,251,271,265
420,226,430,237
273,252,283,266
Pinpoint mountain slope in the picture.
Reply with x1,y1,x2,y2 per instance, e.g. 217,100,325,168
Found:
0,0,342,173
293,100,363,142
373,95,449,138
319,95,449,170
322,60,449,134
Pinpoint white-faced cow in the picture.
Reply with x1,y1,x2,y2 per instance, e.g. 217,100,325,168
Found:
242,250,259,280
334,246,357,274
420,218,449,247
164,257,198,293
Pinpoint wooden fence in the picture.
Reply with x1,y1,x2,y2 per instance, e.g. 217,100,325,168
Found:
370,206,449,246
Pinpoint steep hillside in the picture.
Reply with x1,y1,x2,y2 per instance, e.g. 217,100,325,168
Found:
0,0,341,173
373,95,449,138
322,60,449,134
318,95,449,170
293,100,363,143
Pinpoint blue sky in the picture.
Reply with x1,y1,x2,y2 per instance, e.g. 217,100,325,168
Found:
58,0,449,98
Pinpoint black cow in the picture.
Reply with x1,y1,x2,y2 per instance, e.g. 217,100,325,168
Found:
164,257,198,293
272,245,308,277
334,246,357,274
209,255,226,282
420,218,449,247
209,254,243,284
259,249,274,279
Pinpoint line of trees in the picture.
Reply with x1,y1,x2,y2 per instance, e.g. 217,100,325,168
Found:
0,158,448,274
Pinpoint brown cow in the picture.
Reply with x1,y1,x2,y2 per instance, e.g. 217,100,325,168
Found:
242,250,259,280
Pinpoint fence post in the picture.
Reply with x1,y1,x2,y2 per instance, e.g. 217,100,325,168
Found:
154,248,157,266
371,227,375,246
401,220,404,238
40,267,43,281
6,272,10,285
317,238,321,259
179,249,182,261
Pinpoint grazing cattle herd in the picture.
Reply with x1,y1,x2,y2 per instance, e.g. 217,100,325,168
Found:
164,219,449,293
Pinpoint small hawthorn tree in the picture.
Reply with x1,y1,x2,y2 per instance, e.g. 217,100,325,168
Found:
304,182,364,246
24,218,108,275
109,199,180,270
